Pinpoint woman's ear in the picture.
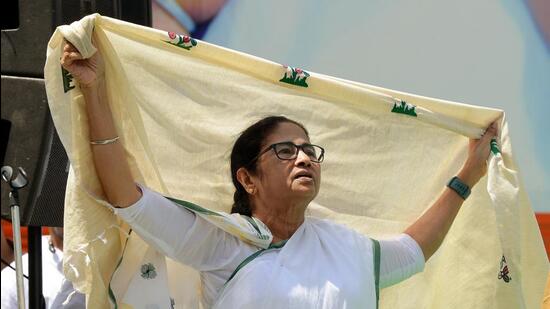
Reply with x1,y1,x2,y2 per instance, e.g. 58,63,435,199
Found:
236,167,256,194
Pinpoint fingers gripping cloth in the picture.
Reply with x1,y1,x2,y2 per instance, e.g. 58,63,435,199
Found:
44,14,547,309
58,14,98,58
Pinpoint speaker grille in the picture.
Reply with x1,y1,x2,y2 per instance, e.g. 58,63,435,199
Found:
1,1,151,227
27,128,68,227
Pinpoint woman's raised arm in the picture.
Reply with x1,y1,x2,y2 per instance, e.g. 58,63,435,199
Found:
404,122,498,261
61,41,141,208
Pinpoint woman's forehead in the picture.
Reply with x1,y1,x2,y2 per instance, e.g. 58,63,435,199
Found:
265,122,310,145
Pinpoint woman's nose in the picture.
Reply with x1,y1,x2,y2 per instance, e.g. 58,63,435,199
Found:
295,149,312,167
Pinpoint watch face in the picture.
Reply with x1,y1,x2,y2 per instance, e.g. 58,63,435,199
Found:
448,177,470,199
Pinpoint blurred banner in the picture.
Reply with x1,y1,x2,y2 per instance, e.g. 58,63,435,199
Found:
151,0,550,249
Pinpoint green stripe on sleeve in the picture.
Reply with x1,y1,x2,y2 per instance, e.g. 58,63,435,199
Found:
372,238,381,309
164,196,222,217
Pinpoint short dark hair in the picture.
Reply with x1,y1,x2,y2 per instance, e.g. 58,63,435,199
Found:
230,116,309,216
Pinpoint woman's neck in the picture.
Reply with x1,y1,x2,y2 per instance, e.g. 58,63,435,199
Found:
253,200,306,242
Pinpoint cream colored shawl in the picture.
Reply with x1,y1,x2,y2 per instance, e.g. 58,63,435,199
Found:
44,14,548,308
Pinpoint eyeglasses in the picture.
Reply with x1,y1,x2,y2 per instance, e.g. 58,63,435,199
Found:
251,141,325,164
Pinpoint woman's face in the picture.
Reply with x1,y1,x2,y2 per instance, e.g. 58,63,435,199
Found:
252,122,321,205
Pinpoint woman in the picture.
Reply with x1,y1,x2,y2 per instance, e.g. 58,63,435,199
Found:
61,41,497,308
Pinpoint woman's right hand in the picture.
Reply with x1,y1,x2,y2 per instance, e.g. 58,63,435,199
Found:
60,41,104,87
59,40,141,207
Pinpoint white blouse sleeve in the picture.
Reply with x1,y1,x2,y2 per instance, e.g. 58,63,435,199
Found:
378,233,425,288
111,184,255,272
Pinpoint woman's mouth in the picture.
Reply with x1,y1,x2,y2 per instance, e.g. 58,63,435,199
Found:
294,171,314,181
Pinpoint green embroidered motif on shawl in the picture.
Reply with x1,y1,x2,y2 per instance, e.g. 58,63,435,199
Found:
165,32,197,50
391,100,417,117
279,66,310,87
490,138,501,155
140,263,157,279
61,66,75,93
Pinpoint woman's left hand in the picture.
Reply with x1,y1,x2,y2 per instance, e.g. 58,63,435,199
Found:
457,121,499,187
405,121,499,260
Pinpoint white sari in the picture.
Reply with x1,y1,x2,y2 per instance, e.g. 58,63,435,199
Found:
112,186,423,308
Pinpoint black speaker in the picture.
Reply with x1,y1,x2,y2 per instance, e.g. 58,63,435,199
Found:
0,76,67,226
1,0,19,30
1,0,152,78
1,0,151,227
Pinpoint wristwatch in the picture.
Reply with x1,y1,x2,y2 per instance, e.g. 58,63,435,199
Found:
447,176,471,200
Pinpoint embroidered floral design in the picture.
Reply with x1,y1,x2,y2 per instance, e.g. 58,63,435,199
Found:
140,263,157,280
497,255,511,283
165,31,197,50
490,138,501,155
391,99,417,117
61,66,75,93
279,65,310,87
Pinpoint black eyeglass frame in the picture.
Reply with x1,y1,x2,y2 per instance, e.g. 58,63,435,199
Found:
248,141,325,165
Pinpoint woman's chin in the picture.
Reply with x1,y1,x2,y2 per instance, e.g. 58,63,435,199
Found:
291,183,317,197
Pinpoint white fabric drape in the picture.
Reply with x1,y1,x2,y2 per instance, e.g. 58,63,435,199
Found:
44,14,548,308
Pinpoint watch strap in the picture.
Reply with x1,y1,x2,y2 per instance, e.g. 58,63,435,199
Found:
447,176,471,200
